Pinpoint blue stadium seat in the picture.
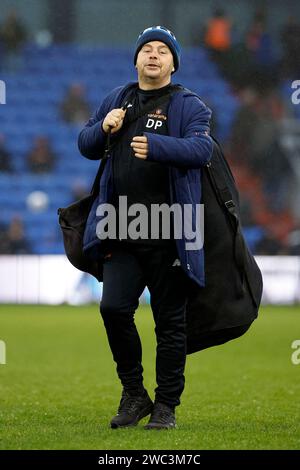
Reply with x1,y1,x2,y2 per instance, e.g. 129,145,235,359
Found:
243,226,265,252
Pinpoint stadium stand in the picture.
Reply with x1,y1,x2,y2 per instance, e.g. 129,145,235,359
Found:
0,43,298,254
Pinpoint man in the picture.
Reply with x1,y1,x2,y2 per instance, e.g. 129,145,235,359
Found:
78,26,213,430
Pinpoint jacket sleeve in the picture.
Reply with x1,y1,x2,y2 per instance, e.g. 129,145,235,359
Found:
78,87,122,160
144,96,213,169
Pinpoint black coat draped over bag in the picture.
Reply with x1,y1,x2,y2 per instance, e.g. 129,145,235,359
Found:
58,138,263,355
185,139,263,353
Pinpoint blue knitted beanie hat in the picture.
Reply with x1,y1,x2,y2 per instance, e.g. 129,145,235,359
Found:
134,26,181,73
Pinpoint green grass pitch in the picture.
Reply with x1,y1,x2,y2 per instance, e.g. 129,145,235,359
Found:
0,304,299,450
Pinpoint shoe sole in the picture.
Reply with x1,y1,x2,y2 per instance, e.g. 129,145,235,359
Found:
110,402,153,429
144,423,177,430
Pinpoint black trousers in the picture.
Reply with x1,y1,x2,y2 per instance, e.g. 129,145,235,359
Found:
99,239,189,409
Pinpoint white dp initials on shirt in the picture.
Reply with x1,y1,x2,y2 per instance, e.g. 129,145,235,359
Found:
146,118,163,130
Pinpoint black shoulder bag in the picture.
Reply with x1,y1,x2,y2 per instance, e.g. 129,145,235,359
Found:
185,136,263,353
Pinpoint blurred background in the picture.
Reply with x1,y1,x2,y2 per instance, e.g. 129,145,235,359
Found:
0,1,300,452
0,0,300,303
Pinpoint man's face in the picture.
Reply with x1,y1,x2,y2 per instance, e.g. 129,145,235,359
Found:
136,41,174,83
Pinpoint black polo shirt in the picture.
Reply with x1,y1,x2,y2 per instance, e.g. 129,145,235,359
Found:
111,83,173,244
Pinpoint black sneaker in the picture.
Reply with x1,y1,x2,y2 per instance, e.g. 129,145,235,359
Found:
110,389,153,429
144,402,176,430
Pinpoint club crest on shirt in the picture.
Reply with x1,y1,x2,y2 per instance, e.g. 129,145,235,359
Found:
147,108,167,121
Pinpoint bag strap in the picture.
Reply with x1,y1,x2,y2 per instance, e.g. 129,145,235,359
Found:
90,127,113,197
205,136,247,297
206,136,260,307
90,85,182,196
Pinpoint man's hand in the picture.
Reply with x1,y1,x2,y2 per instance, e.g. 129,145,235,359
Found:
102,108,126,134
131,136,148,159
